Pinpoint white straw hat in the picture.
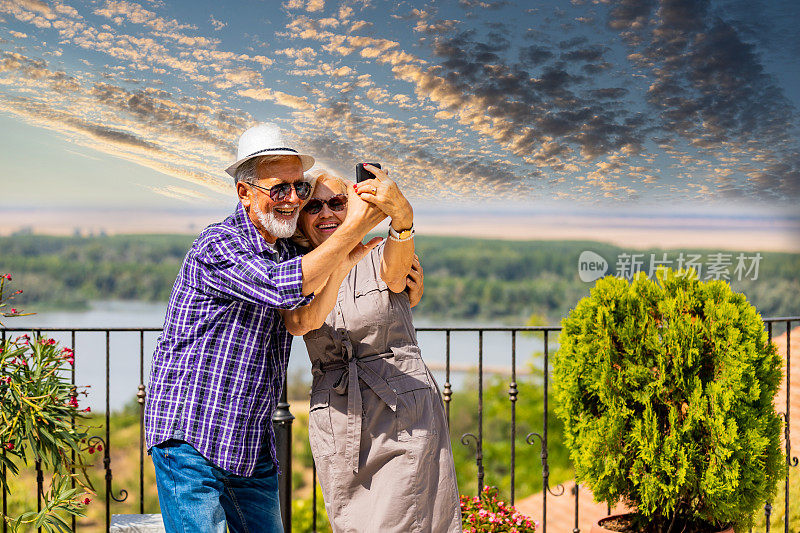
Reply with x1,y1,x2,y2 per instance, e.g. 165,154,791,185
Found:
225,122,315,177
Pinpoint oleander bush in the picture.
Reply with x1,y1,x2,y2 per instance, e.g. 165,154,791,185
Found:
552,269,785,532
1,274,96,532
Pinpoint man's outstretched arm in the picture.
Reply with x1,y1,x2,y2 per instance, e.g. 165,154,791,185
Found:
299,183,385,295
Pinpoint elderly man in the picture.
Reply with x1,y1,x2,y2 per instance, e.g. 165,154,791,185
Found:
144,123,384,533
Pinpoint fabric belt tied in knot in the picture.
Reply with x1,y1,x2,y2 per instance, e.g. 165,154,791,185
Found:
328,337,398,474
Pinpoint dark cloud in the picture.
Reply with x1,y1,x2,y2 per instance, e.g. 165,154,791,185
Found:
519,45,553,66
73,121,160,151
304,133,358,173
458,0,510,10
534,65,584,98
561,45,607,62
91,82,237,151
608,0,795,143
745,152,800,200
603,0,800,200
581,62,613,74
590,88,629,100
457,159,521,183
607,0,656,31
422,25,645,161
408,0,799,202
714,0,800,58
558,36,589,50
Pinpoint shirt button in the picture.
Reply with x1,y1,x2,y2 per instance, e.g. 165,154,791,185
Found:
392,388,397,393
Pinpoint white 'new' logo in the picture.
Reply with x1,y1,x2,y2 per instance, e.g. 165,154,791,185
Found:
578,251,608,282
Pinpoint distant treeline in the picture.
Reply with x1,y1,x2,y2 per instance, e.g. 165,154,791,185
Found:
1,233,798,321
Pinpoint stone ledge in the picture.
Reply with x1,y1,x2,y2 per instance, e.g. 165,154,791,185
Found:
110,514,165,533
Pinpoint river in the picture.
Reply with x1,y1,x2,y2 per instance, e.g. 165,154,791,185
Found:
4,301,549,411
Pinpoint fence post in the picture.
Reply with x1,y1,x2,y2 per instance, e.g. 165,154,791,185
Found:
273,379,295,532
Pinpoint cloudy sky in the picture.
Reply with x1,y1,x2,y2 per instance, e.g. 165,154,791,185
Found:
1,0,799,230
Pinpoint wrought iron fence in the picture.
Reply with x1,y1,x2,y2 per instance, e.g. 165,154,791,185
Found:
1,319,797,533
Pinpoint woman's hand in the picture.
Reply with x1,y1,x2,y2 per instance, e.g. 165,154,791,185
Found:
405,254,424,307
342,177,387,234
354,165,413,230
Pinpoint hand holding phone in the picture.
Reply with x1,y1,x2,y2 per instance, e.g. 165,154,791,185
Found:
356,163,382,183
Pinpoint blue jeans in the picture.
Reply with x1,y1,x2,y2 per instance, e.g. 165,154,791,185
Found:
150,439,283,533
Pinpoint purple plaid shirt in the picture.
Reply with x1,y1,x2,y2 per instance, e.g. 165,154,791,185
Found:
144,202,312,476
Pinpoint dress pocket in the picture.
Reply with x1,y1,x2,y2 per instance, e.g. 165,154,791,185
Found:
308,390,335,458
353,279,391,325
389,372,435,442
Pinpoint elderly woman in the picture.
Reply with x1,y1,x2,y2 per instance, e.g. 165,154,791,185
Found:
284,167,461,532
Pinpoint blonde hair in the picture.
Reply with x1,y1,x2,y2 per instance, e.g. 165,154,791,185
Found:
291,171,348,249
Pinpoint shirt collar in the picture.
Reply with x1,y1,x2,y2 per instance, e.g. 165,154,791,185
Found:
231,202,279,256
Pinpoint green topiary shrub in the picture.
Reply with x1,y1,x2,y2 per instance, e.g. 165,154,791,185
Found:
552,269,785,532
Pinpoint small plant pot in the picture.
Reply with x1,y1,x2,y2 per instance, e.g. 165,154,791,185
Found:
591,513,734,533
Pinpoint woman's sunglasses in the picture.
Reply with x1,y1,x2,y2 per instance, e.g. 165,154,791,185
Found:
249,181,312,201
302,194,348,214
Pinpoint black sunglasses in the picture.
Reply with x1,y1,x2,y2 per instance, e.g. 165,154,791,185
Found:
303,194,348,214
249,181,312,201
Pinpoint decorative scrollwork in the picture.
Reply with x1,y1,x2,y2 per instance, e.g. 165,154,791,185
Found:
461,432,478,449
460,433,485,492
86,435,105,450
110,486,129,502
86,436,128,502
526,432,565,497
778,413,799,467
525,432,542,447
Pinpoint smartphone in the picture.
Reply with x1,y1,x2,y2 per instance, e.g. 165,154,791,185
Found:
356,162,381,183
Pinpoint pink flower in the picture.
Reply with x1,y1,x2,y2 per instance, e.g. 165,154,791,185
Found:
4,274,11,281
4,442,12,450
88,447,95,454
66,357,75,365
10,308,16,313
84,407,91,413
83,498,91,505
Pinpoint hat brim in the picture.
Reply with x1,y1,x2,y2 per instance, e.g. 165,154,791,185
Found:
225,151,315,177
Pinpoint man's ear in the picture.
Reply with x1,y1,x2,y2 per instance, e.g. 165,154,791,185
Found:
236,181,251,208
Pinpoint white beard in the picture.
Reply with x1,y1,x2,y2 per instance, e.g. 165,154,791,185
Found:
252,201,298,239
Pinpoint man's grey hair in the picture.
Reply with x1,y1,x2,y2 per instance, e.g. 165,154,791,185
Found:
234,155,300,184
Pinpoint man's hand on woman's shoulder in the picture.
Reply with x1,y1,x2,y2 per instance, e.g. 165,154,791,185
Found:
406,254,424,307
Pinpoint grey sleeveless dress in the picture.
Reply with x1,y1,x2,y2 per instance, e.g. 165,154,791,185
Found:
303,243,462,533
